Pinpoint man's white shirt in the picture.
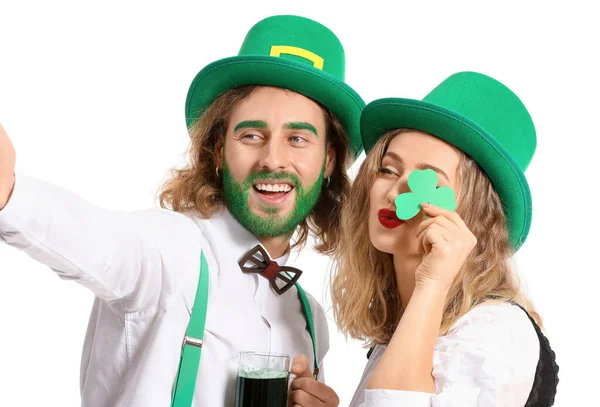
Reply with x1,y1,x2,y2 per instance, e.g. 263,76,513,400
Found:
0,173,329,406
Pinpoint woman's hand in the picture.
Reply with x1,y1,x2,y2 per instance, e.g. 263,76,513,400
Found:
414,203,477,291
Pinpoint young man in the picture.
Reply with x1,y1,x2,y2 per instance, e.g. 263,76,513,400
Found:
0,15,364,406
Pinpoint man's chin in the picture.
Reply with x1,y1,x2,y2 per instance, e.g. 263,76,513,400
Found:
242,207,300,239
250,205,292,220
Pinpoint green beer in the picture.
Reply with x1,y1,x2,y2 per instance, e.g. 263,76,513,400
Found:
235,352,290,407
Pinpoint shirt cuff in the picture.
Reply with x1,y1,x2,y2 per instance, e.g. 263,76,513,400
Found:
0,171,26,226
364,389,432,407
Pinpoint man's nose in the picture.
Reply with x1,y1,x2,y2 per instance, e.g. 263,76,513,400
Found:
258,136,290,170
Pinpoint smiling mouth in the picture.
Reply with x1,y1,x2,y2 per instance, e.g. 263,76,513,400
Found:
252,182,295,204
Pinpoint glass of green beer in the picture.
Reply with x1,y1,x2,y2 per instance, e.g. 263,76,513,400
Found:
235,351,290,407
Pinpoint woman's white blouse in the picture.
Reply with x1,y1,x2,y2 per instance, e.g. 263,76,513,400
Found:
349,302,540,407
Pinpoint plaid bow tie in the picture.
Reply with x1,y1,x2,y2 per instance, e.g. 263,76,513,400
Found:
238,245,303,295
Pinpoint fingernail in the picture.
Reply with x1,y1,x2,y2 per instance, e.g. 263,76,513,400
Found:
291,364,299,371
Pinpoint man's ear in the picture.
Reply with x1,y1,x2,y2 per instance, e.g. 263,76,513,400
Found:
215,138,224,168
324,142,336,178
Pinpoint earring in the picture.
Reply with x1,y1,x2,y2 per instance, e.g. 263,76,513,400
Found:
215,167,221,178
324,176,331,188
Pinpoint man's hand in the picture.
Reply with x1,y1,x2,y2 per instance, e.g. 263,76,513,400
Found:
0,124,16,210
288,354,339,407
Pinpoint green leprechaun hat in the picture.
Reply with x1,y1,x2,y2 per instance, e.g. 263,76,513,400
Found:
361,72,536,251
185,15,365,159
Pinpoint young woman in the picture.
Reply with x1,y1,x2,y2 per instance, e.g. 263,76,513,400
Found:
331,72,558,406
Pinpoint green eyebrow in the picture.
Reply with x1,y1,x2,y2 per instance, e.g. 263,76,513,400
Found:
285,122,318,136
234,120,268,132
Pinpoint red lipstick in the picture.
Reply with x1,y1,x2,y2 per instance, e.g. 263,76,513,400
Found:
378,208,403,229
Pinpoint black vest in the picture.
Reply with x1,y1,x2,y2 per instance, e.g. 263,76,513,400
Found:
515,304,559,407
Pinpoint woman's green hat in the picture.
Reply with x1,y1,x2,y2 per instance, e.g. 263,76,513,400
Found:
361,72,536,250
185,15,365,159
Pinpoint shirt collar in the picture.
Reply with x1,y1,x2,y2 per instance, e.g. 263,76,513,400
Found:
201,206,290,266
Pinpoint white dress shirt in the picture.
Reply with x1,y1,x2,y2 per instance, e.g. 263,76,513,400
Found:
349,302,540,407
0,173,329,407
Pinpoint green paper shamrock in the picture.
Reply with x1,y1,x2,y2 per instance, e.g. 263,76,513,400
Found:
395,169,457,220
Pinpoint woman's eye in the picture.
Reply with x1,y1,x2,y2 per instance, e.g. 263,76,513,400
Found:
378,167,397,176
242,133,260,140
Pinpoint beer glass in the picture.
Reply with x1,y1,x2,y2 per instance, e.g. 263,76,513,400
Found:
235,352,290,407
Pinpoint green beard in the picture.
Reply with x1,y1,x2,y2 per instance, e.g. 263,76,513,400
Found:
222,162,325,238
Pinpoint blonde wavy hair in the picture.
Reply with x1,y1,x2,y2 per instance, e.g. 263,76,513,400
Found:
331,129,542,346
158,85,352,254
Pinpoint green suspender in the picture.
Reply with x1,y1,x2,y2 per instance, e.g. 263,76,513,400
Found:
288,273,319,380
170,251,319,407
170,251,210,407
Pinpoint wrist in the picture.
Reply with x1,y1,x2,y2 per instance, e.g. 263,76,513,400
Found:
413,281,451,300
0,173,15,210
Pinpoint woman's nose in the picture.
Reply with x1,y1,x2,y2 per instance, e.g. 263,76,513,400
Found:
386,175,410,204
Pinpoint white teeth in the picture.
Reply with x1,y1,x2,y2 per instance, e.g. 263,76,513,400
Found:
255,183,292,192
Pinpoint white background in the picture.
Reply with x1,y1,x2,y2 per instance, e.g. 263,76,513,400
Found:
0,1,598,405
